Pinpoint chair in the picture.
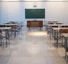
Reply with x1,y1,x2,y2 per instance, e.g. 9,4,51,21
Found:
65,38,68,59
59,29,68,51
0,30,3,46
0,30,10,47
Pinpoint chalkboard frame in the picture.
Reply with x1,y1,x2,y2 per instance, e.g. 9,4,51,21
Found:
25,9,45,19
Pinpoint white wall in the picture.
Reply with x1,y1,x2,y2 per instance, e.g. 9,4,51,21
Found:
0,1,68,25
0,2,1,24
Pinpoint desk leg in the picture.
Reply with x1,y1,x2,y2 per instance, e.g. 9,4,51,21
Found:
14,30,16,38
28,27,30,30
57,31,59,48
62,36,64,47
6,30,8,47
40,27,41,30
5,30,9,47
55,31,58,48
0,39,2,46
65,37,67,59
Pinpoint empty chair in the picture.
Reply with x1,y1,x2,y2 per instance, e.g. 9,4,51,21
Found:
0,29,10,47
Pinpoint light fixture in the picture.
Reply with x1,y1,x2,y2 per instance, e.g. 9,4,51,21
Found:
33,2,37,7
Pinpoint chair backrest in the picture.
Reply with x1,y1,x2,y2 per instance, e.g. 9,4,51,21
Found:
59,29,68,34
61,26,68,28
0,30,2,33
0,25,5,27
51,26,58,28
0,30,2,36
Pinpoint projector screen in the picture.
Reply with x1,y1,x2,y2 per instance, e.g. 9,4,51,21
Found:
25,9,45,19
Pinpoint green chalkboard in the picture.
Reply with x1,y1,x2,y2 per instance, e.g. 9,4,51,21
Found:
25,9,45,19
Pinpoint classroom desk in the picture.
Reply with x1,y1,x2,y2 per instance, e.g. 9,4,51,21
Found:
62,33,68,58
46,24,63,34
0,27,11,47
52,28,68,47
27,20,43,29
0,24,20,37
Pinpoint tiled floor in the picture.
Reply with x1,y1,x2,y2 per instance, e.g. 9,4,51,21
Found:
0,26,67,64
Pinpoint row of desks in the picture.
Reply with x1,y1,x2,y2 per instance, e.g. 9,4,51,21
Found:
0,23,22,47
0,27,11,46
46,23,68,58
52,27,68,47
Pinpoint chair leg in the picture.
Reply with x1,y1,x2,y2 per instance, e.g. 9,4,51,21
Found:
6,38,8,47
0,39,2,46
2,39,4,48
8,38,10,45
65,51,68,60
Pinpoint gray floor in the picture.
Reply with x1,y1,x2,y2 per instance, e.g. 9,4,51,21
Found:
0,26,67,64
